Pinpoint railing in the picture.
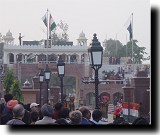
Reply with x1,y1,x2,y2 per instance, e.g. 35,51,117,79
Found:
4,44,88,50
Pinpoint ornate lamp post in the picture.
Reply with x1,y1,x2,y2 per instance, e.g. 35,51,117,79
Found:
57,57,65,103
39,69,44,106
88,33,103,109
44,64,51,104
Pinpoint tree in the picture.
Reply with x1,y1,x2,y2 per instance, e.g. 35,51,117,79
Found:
2,69,16,94
103,39,147,64
2,68,23,101
11,79,24,102
126,40,147,64
103,38,123,57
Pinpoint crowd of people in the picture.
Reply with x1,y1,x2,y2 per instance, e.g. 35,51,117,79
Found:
0,94,149,125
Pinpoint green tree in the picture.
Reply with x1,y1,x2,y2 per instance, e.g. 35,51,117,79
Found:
126,40,147,64
2,69,16,94
103,38,123,57
11,79,24,102
103,39,147,64
2,68,24,101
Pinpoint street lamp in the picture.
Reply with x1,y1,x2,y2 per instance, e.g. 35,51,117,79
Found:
39,69,44,106
88,33,103,109
57,57,65,103
44,64,51,104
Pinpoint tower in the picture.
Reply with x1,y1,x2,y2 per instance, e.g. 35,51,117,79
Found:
3,30,14,45
77,31,87,46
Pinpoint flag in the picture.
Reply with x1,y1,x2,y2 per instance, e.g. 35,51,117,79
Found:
127,22,132,41
49,14,56,31
42,13,48,27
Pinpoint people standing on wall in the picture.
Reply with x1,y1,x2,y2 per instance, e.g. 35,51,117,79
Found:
19,33,24,46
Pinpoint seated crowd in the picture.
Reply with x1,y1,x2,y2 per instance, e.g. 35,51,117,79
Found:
0,94,149,125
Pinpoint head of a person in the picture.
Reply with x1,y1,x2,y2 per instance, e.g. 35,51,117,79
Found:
132,117,149,125
4,94,13,103
54,102,63,111
69,110,82,125
7,99,18,110
12,104,25,119
41,103,54,117
30,111,39,123
113,117,126,125
92,109,102,122
30,102,39,112
79,106,91,119
59,108,70,119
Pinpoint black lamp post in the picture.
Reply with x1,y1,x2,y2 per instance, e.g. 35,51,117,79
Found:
44,64,51,104
57,57,65,103
39,69,44,106
88,33,103,109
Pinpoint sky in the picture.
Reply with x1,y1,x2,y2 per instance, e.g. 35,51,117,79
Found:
0,0,150,63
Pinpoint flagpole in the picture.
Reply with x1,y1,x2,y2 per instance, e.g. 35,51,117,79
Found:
116,33,117,57
126,33,127,57
47,9,49,63
131,13,133,64
47,9,49,47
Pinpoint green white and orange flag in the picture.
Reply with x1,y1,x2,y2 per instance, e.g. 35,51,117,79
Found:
49,14,56,31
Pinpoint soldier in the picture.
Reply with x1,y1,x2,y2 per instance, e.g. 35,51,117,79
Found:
19,33,24,45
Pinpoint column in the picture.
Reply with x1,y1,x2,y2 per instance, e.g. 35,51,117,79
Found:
68,55,70,64
3,52,8,64
78,54,81,64
36,55,38,63
14,54,16,64
24,55,27,63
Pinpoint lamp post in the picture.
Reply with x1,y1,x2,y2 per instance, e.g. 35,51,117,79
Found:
39,69,44,106
44,64,51,104
88,33,103,109
57,57,65,103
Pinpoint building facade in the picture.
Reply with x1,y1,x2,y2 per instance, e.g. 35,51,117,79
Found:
0,30,150,109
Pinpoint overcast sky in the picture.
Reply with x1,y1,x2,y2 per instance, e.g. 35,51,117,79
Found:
0,0,150,63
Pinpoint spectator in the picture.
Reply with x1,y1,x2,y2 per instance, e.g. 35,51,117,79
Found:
55,118,70,125
52,102,63,120
58,108,71,123
30,102,40,113
1,94,13,115
79,106,93,125
6,104,25,125
1,99,18,124
69,110,82,125
35,104,56,124
91,109,103,125
113,117,129,125
132,117,149,125
30,111,39,124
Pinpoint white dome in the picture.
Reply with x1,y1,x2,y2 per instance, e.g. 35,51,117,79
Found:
6,30,12,37
79,31,85,37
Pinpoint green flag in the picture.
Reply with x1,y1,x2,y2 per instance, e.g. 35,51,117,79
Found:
127,22,132,41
